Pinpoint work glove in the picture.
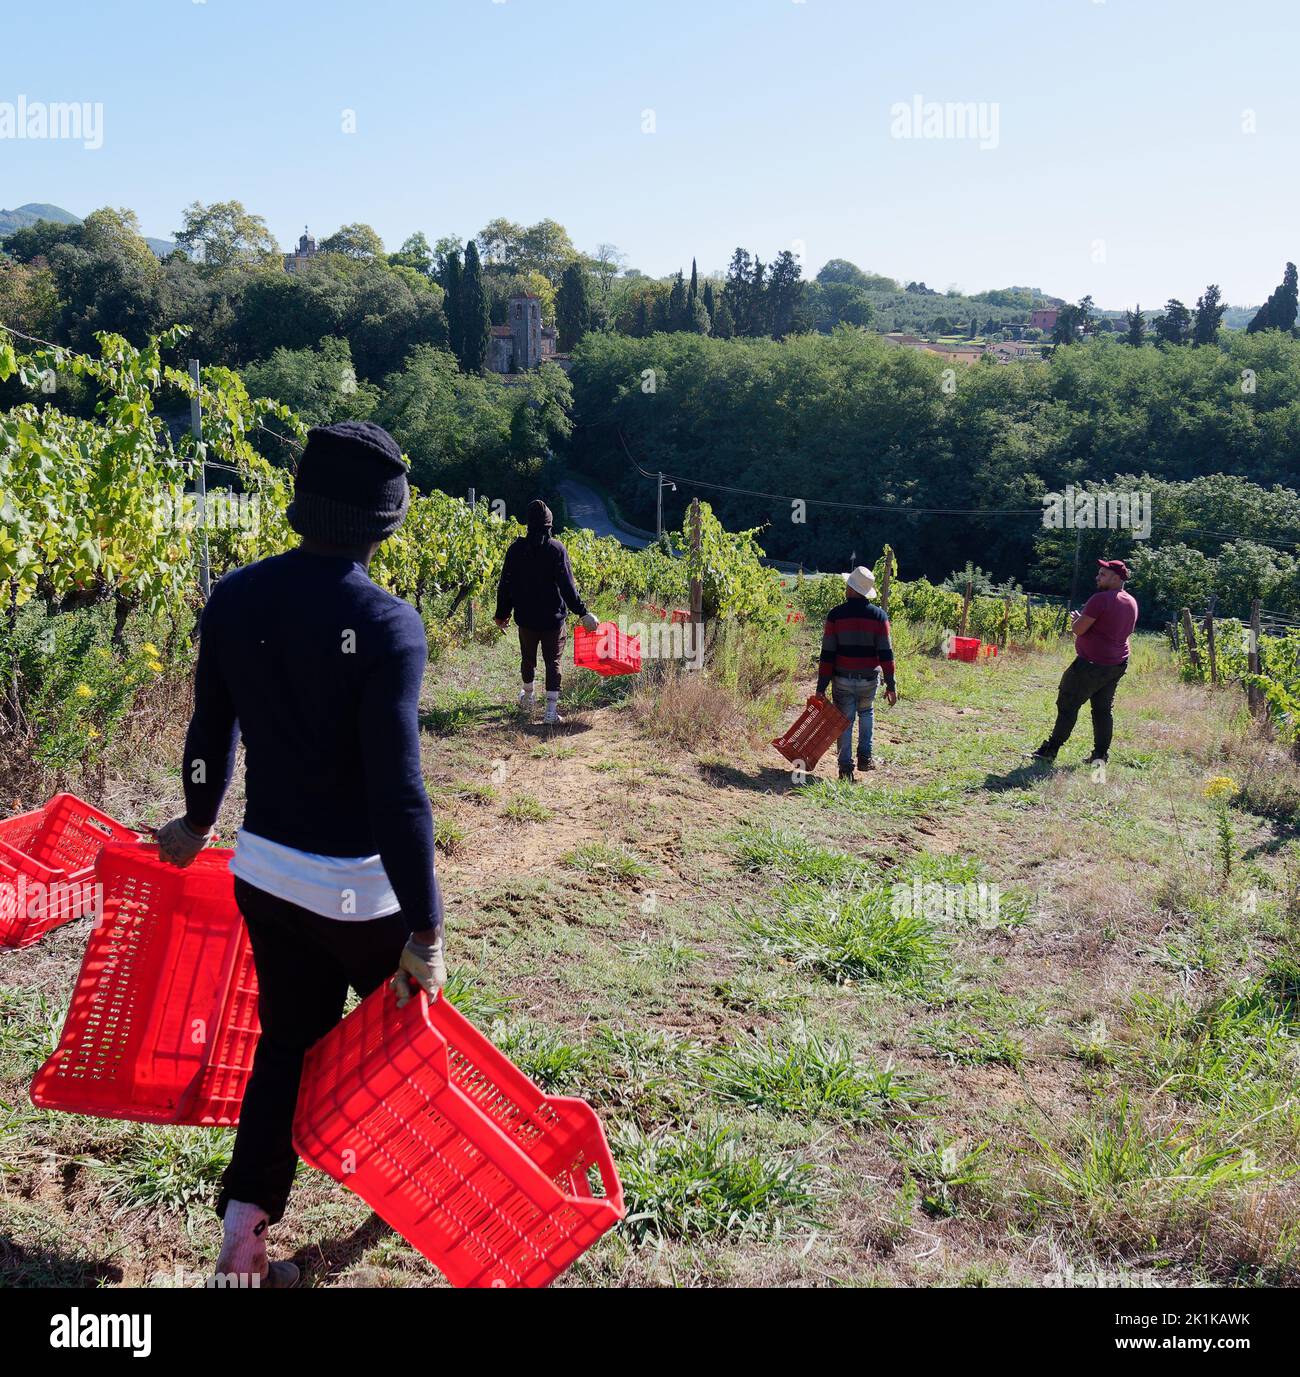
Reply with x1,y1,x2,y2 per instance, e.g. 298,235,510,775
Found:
392,933,447,1008
580,612,600,632
155,815,214,868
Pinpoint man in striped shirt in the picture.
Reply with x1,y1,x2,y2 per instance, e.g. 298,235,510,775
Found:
815,566,898,778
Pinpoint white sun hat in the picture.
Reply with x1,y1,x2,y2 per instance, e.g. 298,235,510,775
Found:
842,566,878,599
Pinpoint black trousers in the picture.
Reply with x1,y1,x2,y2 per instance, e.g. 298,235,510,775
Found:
217,878,408,1224
1045,655,1128,757
518,623,564,693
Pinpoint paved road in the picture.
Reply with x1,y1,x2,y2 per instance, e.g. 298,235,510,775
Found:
559,474,812,574
558,477,653,549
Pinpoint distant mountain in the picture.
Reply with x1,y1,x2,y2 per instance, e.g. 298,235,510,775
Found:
0,202,175,257
0,202,80,236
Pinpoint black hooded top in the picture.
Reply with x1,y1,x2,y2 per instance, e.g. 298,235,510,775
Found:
493,500,590,629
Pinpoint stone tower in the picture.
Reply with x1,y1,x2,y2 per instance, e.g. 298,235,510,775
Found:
508,293,542,371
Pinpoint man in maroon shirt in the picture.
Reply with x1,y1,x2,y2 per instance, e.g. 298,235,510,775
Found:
1031,559,1139,764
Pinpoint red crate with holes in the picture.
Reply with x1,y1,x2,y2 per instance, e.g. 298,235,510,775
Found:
0,793,141,948
293,987,624,1289
30,843,260,1126
573,621,641,676
948,636,982,662
771,695,851,768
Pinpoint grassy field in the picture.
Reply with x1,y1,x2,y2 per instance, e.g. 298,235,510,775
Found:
2,614,1299,1289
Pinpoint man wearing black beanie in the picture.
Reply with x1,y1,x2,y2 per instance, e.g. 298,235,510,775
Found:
494,497,599,724
154,420,445,1288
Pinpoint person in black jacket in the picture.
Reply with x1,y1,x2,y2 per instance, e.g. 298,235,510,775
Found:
153,421,445,1289
494,499,599,724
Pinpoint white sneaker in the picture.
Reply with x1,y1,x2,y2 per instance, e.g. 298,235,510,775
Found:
517,689,535,715
543,693,563,725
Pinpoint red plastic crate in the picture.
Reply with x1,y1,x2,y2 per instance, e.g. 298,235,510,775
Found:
573,621,642,677
771,695,851,768
669,608,690,625
0,793,141,948
948,636,981,662
30,843,260,1126
293,987,625,1289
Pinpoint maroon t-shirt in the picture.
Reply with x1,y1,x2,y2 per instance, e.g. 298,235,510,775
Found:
1076,588,1138,665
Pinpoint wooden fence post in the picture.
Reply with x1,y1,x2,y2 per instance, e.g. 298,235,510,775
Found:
879,544,894,614
1203,613,1218,686
1024,593,1034,641
688,497,703,630
1247,598,1263,715
959,579,972,637
1181,608,1201,675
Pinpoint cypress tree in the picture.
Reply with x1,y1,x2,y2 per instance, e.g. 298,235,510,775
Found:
1192,284,1226,345
460,240,489,373
556,260,590,351
687,258,699,314
668,270,687,330
712,293,735,338
1124,305,1146,346
444,249,463,366
1248,262,1298,333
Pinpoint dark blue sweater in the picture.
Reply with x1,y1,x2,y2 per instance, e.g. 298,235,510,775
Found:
181,548,442,936
493,532,589,629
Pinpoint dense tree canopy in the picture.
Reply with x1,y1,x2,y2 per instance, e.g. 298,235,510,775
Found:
568,328,1300,599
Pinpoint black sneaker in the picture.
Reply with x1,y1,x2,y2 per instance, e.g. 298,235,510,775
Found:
858,757,876,772
1028,744,1057,762
838,765,855,781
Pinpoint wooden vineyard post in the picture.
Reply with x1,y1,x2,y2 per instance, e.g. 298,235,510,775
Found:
1247,598,1263,716
1001,594,1012,648
688,497,703,638
879,544,894,614
1203,613,1218,686
1024,593,1034,642
466,488,476,636
1181,608,1201,675
959,579,972,637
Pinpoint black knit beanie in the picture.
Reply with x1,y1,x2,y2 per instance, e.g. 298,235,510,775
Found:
525,499,553,544
287,421,410,545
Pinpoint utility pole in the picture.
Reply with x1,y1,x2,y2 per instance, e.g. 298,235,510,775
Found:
189,359,211,601
656,472,664,540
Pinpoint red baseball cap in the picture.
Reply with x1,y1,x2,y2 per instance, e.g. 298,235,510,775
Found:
1097,558,1130,581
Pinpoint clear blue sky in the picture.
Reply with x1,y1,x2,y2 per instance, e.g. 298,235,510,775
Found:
3,0,1296,309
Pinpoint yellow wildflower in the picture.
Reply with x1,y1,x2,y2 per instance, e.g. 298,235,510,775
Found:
148,660,164,674
1203,776,1238,802
142,642,160,657
74,684,93,699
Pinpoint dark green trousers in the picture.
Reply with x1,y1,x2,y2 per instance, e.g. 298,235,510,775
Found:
1045,655,1128,757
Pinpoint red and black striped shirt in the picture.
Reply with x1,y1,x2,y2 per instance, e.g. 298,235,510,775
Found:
816,598,896,693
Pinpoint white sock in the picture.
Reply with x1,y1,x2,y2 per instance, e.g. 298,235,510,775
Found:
215,1199,269,1282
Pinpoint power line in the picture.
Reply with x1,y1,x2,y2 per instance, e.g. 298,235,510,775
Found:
617,431,1300,546
616,430,1043,517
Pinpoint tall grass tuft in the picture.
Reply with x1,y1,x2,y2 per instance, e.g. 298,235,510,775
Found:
707,1026,931,1123
746,880,949,989
612,1120,823,1243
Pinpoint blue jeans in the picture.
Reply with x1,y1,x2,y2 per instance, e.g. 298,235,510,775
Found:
832,675,878,768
